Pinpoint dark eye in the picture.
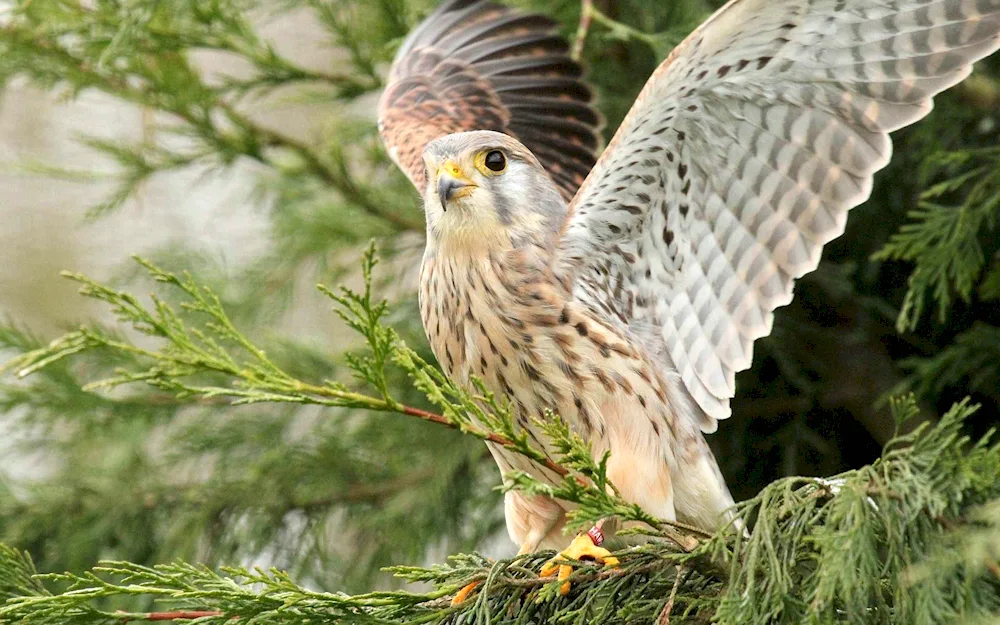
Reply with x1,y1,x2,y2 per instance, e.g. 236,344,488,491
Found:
484,150,506,172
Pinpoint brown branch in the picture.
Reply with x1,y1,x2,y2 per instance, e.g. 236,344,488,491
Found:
117,611,224,622
437,554,712,606
657,566,687,625
398,404,576,480
449,559,665,593
248,379,581,485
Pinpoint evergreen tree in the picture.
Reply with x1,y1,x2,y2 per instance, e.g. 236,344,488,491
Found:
1,0,999,623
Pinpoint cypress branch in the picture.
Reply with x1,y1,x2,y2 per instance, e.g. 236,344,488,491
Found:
874,147,1000,332
1,394,998,624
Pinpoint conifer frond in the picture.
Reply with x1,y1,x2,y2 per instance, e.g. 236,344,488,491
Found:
981,251,1000,301
874,148,1000,332
893,322,1000,403
0,546,48,601
1,395,997,625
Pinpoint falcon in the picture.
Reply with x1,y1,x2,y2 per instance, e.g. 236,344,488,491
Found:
378,0,1000,594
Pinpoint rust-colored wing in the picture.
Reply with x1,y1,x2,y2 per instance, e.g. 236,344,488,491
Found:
377,0,602,201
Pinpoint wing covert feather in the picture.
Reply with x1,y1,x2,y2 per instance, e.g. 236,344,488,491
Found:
558,0,1000,429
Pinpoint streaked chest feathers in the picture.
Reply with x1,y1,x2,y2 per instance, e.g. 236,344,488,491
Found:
419,245,684,480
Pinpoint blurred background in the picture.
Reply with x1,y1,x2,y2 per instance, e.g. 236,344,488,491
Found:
1,0,998,594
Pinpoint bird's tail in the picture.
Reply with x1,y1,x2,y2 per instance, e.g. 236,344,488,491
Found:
672,442,740,533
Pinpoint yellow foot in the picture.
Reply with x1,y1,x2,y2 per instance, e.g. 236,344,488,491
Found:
451,580,481,606
540,534,619,596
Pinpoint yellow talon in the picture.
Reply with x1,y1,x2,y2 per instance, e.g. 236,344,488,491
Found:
451,580,482,606
540,534,619,596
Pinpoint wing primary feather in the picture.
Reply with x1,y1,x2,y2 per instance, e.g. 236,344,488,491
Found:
454,33,570,64
476,55,585,77
438,13,560,52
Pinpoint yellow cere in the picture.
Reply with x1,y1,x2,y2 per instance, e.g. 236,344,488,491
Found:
438,159,471,182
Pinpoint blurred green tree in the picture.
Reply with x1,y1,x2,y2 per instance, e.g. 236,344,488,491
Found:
1,0,999,622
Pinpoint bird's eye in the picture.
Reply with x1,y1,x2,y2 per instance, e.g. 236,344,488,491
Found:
484,150,506,172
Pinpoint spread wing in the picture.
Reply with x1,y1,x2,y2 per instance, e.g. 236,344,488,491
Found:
558,0,1000,429
377,0,602,200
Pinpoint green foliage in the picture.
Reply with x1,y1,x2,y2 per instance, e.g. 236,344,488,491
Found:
0,547,48,602
893,322,1000,403
2,395,998,625
874,147,1000,332
713,396,1000,625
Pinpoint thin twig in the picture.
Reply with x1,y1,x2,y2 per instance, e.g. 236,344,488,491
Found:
116,611,224,622
660,526,702,552
657,565,687,625
586,6,661,49
187,375,577,482
491,559,665,589
395,403,574,479
571,0,593,61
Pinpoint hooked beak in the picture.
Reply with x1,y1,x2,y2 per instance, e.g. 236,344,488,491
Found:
436,160,476,209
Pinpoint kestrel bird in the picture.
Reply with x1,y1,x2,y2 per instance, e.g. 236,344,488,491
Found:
378,0,1000,587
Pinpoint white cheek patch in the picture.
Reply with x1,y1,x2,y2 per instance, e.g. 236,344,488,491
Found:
433,190,513,250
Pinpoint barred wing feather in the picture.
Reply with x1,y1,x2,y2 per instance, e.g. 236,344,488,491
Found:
558,0,1000,430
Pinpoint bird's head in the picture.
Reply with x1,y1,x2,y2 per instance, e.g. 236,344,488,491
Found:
421,130,566,252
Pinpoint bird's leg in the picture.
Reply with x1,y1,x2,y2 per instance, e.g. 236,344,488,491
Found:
540,519,619,596
450,579,483,606
451,518,559,605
